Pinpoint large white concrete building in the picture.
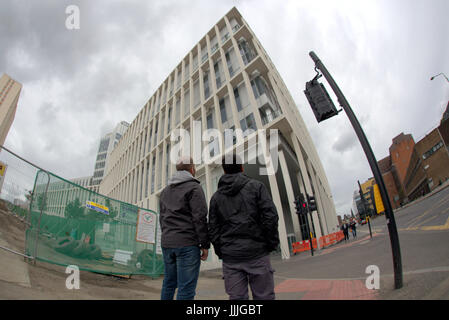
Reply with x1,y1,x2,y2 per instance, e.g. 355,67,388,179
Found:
100,7,338,269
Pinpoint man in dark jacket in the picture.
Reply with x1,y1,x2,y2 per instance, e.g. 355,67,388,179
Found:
159,156,210,300
208,154,280,300
341,222,349,242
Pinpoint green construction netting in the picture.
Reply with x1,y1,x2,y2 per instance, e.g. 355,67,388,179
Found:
25,170,164,277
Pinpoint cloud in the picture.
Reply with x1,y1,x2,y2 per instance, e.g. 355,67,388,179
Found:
1,0,448,218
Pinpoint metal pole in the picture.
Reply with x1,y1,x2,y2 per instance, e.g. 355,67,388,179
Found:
33,171,51,265
358,180,372,239
367,216,373,239
308,205,317,252
310,51,403,289
305,210,314,256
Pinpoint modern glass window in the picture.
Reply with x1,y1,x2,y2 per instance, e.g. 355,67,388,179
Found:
210,35,218,54
203,71,210,100
158,150,163,189
167,107,172,133
142,133,147,157
234,87,242,111
97,153,107,161
98,138,110,153
95,161,105,170
220,25,229,42
176,70,181,89
151,156,156,193
166,144,170,185
145,159,149,197
219,98,227,123
193,80,200,107
170,78,174,97
140,164,144,201
224,125,237,148
240,113,257,133
250,76,267,98
153,122,158,146
238,38,254,65
201,52,208,64
159,111,165,141
207,111,214,129
214,60,224,89
148,126,152,151
225,50,237,78
175,99,181,125
184,89,190,117
184,62,190,81
162,87,167,106
193,54,198,71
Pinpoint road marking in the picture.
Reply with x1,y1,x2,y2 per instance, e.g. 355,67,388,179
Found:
400,207,449,231
405,198,449,230
421,216,449,231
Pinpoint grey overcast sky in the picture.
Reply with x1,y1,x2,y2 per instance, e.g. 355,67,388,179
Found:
1,0,448,216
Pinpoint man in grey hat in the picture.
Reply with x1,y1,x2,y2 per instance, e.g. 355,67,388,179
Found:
159,156,210,300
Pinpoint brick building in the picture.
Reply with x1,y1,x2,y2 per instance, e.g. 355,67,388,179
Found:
377,133,415,209
403,111,449,201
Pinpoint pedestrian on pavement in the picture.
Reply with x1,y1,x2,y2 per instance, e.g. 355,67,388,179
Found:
350,220,357,238
208,153,280,300
341,222,349,242
159,156,210,300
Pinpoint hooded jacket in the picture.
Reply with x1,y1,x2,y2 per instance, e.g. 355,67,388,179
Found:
159,170,210,249
208,172,280,263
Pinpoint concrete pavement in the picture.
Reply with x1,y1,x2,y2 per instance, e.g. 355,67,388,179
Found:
0,231,31,289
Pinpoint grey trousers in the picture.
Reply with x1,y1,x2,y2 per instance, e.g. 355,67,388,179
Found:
222,255,275,300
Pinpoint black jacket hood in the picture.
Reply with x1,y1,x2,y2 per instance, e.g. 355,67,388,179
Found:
217,172,250,196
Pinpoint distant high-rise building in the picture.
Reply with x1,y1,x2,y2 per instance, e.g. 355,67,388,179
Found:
92,121,129,186
0,73,22,146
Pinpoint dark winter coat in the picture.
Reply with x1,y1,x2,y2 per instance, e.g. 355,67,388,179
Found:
208,172,280,263
159,170,210,249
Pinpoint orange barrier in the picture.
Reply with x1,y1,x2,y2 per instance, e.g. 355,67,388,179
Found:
292,230,344,254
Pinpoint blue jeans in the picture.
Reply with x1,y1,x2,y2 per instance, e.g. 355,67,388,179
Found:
161,246,201,300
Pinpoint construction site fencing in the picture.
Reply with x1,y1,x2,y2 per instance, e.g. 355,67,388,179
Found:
292,231,345,254
0,146,164,278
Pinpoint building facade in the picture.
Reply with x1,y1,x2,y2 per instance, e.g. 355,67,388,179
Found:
375,132,415,209
0,74,22,146
404,126,449,200
100,7,338,269
92,121,130,187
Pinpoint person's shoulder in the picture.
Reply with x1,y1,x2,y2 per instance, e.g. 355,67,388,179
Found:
245,176,264,189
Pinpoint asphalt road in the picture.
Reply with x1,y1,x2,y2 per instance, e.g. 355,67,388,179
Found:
262,185,449,299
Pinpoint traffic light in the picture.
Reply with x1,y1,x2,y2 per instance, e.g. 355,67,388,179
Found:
304,76,339,123
295,193,307,216
307,194,317,212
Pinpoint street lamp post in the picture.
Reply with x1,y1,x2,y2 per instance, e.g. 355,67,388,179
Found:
306,51,403,289
430,73,449,83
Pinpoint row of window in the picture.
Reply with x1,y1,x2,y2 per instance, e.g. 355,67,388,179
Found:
96,153,107,161
422,141,444,160
98,138,110,153
95,161,106,170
